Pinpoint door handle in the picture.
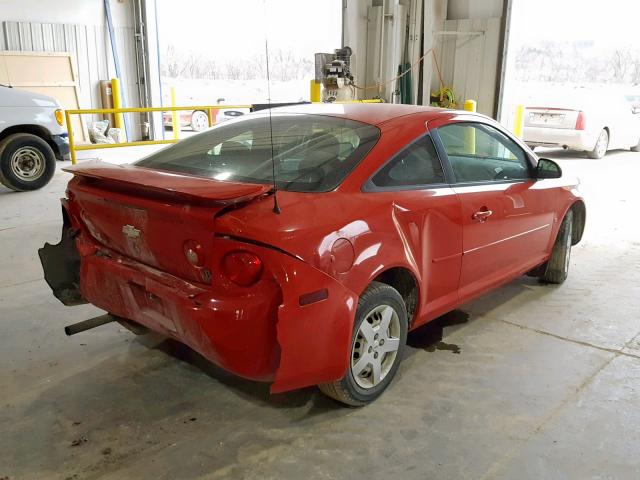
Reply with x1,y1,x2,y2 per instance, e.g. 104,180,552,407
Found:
472,209,493,222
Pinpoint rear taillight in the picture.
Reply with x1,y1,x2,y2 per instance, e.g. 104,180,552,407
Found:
575,111,586,130
221,251,263,286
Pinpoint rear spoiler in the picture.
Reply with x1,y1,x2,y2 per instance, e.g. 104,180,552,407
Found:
63,161,272,206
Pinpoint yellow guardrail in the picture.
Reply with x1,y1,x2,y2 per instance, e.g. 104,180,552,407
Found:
65,100,384,165
65,105,251,164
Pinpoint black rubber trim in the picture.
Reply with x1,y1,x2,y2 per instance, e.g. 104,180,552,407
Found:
50,134,70,156
429,129,457,184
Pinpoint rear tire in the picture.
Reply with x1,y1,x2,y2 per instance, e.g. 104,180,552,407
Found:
541,210,574,284
0,133,56,191
318,281,407,406
587,129,608,159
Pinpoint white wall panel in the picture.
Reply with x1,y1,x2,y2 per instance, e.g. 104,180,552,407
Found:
1,20,141,138
434,17,501,116
0,0,132,28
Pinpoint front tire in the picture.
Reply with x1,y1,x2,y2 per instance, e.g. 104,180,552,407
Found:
318,281,407,406
631,137,640,152
541,210,574,284
0,133,56,191
587,129,608,159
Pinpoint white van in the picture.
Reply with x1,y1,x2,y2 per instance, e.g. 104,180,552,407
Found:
0,85,69,191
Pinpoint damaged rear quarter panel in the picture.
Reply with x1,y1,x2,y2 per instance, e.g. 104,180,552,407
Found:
270,254,358,393
213,237,358,393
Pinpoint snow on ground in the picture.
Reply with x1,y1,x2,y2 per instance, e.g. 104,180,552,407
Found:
160,77,311,107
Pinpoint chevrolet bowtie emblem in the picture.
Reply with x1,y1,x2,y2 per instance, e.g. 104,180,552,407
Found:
122,224,141,239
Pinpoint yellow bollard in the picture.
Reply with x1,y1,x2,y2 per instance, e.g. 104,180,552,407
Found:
170,86,179,140
513,104,525,139
310,80,321,103
463,99,477,154
207,108,214,128
464,99,477,112
66,110,77,165
111,78,126,141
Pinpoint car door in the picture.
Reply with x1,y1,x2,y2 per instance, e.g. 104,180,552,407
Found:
431,119,557,302
364,133,463,324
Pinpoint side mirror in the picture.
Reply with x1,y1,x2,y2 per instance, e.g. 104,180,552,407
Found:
632,105,640,114
535,158,562,179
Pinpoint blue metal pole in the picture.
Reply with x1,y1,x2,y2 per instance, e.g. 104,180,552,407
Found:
104,0,132,140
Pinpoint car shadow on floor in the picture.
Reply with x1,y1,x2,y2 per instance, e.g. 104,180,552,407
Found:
404,275,547,359
38,278,537,422
406,309,470,354
129,276,548,412
136,333,343,413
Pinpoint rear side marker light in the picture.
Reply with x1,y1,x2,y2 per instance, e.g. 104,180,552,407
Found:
221,250,263,286
575,111,586,130
299,289,329,306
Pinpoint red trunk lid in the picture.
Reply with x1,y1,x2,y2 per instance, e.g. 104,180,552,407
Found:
64,161,271,283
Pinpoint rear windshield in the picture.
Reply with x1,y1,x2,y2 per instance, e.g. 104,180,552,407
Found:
136,113,380,192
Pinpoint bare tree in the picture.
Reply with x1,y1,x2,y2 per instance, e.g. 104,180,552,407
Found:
611,48,633,82
160,43,315,81
200,59,219,79
631,53,640,84
514,41,640,85
162,45,182,78
226,62,243,80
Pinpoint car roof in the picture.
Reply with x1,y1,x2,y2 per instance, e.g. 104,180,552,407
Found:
270,102,449,126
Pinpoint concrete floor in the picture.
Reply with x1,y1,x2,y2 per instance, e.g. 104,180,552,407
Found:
1,147,639,479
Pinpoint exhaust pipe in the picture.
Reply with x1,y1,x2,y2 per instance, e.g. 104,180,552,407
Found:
64,314,116,336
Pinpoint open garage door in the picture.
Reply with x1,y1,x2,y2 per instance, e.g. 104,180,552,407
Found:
498,0,640,154
155,0,342,118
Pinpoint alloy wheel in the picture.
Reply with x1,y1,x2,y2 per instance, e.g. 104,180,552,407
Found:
350,304,401,389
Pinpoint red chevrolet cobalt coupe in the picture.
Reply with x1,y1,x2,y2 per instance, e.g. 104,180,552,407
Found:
40,104,585,406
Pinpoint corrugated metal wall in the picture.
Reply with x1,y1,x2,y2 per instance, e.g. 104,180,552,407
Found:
434,17,501,116
1,20,140,137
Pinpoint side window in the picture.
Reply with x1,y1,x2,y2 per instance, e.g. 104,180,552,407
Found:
438,122,530,183
371,136,445,188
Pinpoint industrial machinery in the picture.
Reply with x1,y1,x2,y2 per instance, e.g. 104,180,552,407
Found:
315,47,356,102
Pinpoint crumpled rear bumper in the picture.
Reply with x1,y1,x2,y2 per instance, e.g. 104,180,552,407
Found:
40,223,358,393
